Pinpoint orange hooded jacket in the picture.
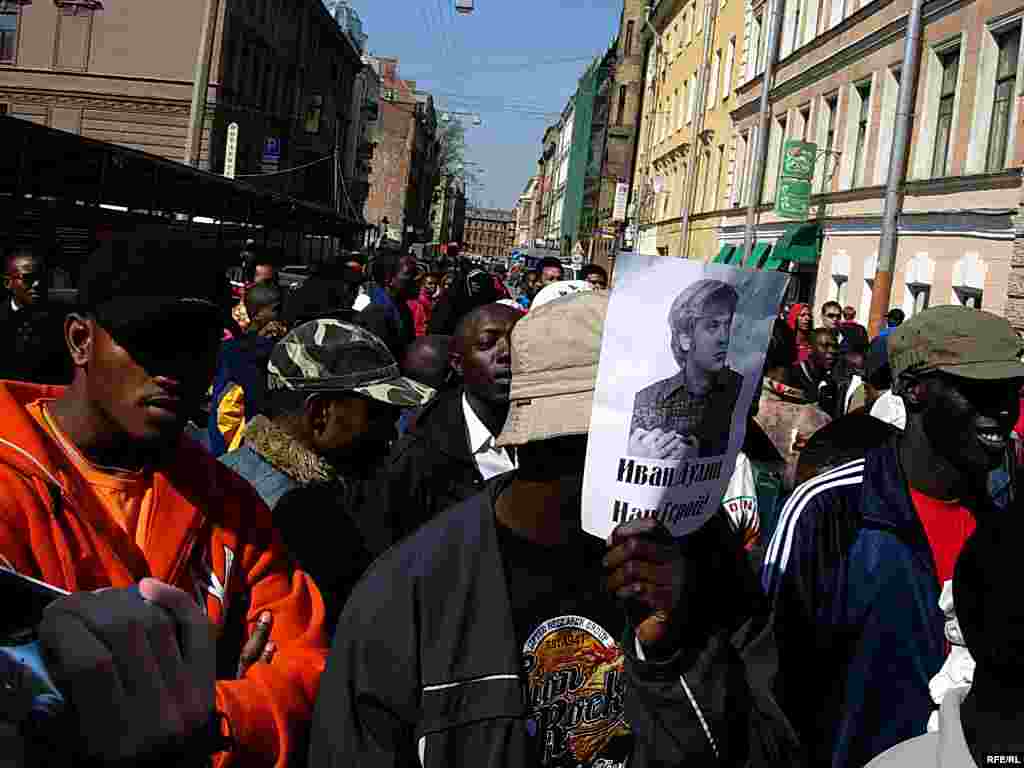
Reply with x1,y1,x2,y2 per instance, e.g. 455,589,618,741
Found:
0,381,328,767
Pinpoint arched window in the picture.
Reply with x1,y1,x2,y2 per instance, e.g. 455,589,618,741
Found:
903,253,935,317
951,252,986,308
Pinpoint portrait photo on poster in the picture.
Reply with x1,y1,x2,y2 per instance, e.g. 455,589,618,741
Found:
582,253,787,540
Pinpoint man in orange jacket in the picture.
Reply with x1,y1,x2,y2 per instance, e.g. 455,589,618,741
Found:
0,232,328,767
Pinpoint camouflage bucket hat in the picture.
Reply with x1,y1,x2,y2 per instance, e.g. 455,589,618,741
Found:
268,319,435,407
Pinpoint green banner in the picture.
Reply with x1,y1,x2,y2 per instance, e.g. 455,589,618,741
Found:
776,140,817,220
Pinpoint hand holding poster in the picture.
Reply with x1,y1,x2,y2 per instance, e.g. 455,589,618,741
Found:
582,253,787,539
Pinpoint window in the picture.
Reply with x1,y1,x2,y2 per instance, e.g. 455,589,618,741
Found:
708,50,721,106
903,253,935,317
820,93,838,192
1,6,17,64
724,37,736,101
829,0,845,29
616,84,627,125
624,20,635,57
852,82,871,187
987,25,1020,172
952,253,986,308
799,105,811,140
932,49,959,177
714,144,726,209
749,11,764,78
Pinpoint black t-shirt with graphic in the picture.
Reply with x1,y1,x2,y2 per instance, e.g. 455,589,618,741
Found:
495,521,634,768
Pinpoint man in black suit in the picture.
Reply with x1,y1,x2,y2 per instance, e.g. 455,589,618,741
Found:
629,279,744,460
0,245,70,384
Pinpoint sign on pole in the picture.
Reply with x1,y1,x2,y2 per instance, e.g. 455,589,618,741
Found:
224,122,239,180
775,139,817,220
612,182,629,222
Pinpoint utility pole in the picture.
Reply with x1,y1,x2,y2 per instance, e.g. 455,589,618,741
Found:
868,0,925,336
184,0,221,167
741,0,786,264
680,0,717,260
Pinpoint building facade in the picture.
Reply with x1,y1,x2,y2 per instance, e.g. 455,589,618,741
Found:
713,0,1024,323
0,0,365,218
363,56,440,247
464,206,515,260
633,0,745,262
515,176,537,246
531,125,560,247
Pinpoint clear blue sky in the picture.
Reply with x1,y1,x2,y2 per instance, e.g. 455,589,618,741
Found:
349,0,622,211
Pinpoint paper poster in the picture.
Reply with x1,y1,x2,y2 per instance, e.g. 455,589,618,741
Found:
582,253,787,539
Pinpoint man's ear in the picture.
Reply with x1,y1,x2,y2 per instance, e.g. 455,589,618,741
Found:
304,394,332,437
450,350,464,377
900,375,926,410
65,313,94,366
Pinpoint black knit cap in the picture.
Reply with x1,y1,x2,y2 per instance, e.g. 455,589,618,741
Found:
78,230,225,349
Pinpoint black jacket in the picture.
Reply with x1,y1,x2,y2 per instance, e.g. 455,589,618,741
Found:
308,477,803,768
0,300,71,385
368,387,487,539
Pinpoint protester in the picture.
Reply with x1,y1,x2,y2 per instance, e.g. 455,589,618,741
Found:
763,305,1024,768
221,319,433,628
786,303,813,363
581,263,609,289
0,232,329,766
793,412,897,488
878,307,906,338
308,291,802,767
819,301,842,331
407,271,440,337
842,305,857,324
400,334,453,392
755,320,832,497
0,245,71,384
867,516,1024,767
832,336,869,419
866,334,907,429
428,263,502,336
208,280,285,457
282,261,360,327
840,305,870,351
538,255,564,286
371,303,521,538
366,249,418,353
517,269,541,310
790,328,839,414
253,257,277,285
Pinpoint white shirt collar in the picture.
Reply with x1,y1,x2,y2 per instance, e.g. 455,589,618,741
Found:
462,393,497,454
11,298,21,313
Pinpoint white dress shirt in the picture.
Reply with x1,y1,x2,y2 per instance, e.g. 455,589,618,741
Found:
462,394,517,480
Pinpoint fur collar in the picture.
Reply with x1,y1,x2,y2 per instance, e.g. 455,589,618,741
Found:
243,415,336,486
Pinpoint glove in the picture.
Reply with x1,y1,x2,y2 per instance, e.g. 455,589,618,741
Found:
37,579,218,765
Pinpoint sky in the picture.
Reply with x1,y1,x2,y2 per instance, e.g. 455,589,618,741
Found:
348,0,622,211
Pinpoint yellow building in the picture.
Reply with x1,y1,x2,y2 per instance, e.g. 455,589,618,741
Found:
634,0,746,260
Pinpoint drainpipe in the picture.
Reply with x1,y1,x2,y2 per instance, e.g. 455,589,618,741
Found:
639,5,663,247
680,0,717,260
740,0,786,264
868,0,925,336
184,0,222,167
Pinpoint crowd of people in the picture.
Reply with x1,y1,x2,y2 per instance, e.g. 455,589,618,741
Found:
0,231,1022,768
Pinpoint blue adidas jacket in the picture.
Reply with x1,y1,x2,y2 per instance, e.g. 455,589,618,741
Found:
761,437,955,768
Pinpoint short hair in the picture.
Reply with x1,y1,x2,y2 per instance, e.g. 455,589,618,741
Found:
371,250,402,285
821,301,842,315
244,280,282,319
668,280,739,337
5,244,46,273
581,264,608,283
843,305,856,314
538,257,564,273
887,308,905,327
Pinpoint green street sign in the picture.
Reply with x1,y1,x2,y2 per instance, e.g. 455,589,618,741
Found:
776,140,818,220
777,178,812,219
